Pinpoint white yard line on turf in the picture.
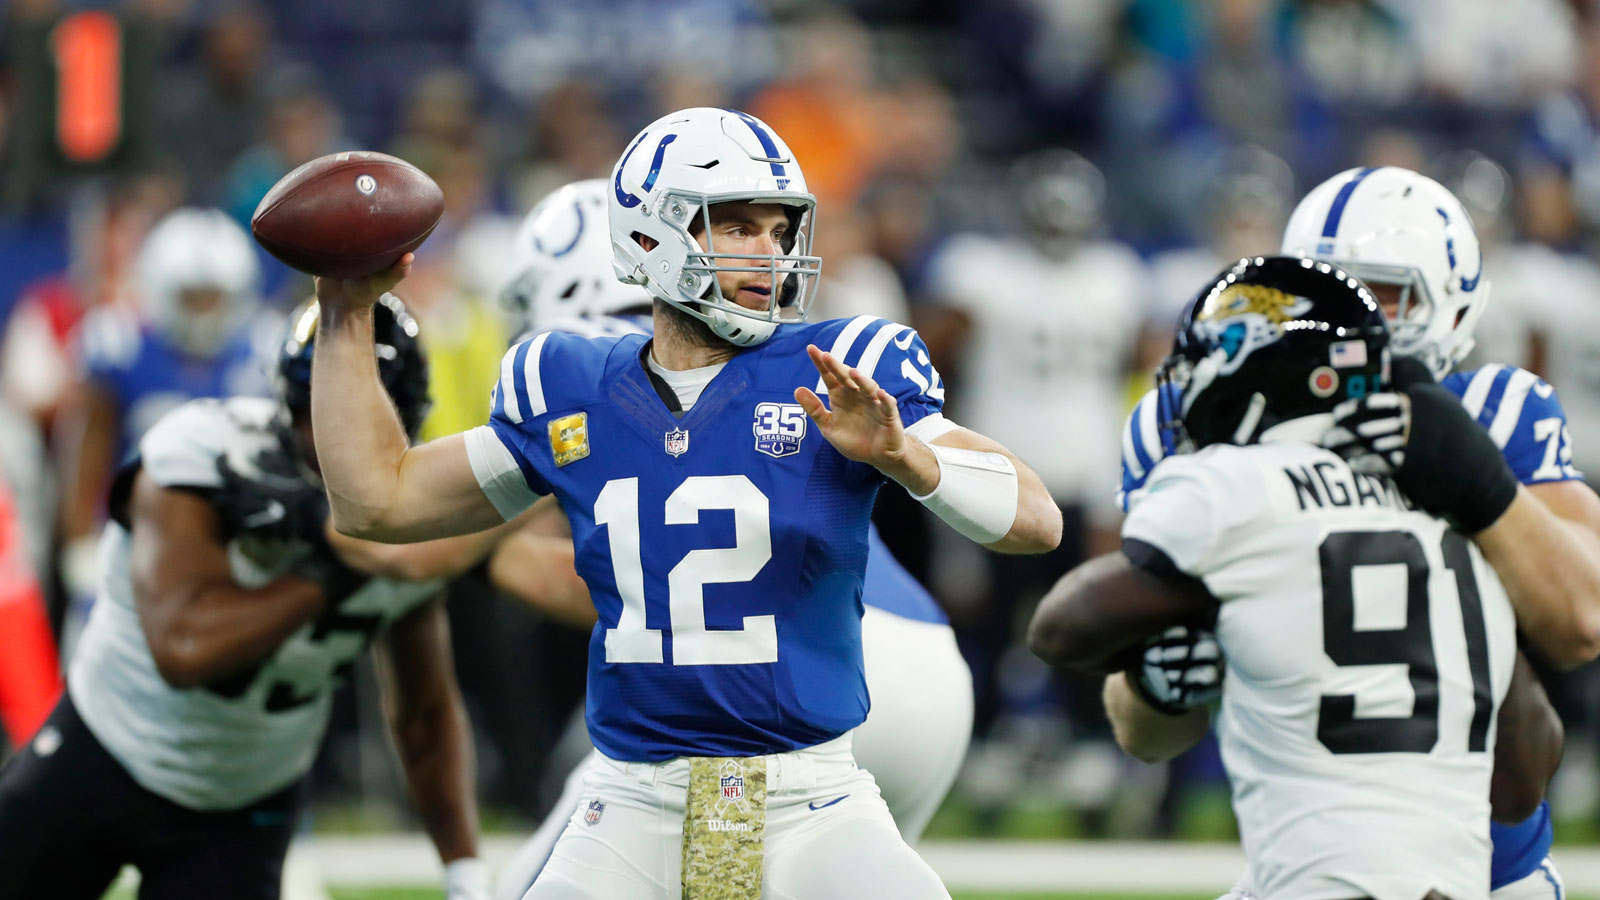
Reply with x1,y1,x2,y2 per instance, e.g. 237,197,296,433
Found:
278,835,1600,893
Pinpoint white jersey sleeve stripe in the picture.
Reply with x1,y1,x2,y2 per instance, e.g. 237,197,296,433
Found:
855,321,910,382
498,344,523,423
1121,402,1147,481
464,425,540,520
816,315,879,395
521,331,553,419
1488,368,1539,449
1137,392,1165,472
1459,363,1504,420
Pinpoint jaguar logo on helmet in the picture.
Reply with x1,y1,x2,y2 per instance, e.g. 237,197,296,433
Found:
1192,281,1313,373
1158,256,1390,452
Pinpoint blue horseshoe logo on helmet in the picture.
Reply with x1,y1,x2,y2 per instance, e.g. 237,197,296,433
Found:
1436,207,1483,293
614,133,679,210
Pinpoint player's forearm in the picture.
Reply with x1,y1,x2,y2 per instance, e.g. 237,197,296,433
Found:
894,431,1062,554
1490,653,1562,824
1103,671,1210,764
327,515,519,582
1475,488,1600,667
987,455,1062,554
140,576,326,688
391,690,480,863
488,531,596,628
310,303,413,537
55,382,117,542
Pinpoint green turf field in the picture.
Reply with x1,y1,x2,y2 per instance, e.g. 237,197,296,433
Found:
321,893,1600,900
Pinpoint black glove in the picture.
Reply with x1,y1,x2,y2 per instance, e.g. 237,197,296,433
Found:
1322,356,1518,532
213,447,327,544
213,445,363,596
1130,625,1224,715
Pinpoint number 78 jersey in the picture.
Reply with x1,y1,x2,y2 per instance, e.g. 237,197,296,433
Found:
1124,441,1516,900
466,316,947,762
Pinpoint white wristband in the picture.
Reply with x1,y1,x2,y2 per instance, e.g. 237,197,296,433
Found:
911,443,1019,544
444,857,490,900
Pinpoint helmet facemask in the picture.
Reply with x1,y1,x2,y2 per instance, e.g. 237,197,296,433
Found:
656,191,822,347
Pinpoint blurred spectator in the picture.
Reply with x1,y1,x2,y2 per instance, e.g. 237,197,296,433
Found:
1146,144,1294,366
1524,17,1600,247
750,6,888,212
924,150,1145,744
397,143,512,442
472,0,775,113
159,1,277,205
506,78,622,216
1401,0,1578,107
811,211,911,325
220,65,343,227
1,178,178,428
1283,0,1417,106
55,207,276,656
391,67,483,165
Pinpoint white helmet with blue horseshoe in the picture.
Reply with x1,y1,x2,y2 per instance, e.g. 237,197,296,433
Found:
608,107,821,347
1281,166,1489,378
500,179,651,334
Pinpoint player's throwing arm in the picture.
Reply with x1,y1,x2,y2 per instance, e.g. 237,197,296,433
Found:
310,259,507,543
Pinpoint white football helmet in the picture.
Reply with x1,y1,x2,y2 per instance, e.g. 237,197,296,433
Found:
500,179,652,334
1281,166,1489,378
136,207,260,357
609,107,821,346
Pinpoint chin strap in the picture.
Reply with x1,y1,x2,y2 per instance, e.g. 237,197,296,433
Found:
1231,392,1267,444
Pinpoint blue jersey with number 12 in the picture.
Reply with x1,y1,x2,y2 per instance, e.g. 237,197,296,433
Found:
1116,363,1581,888
476,315,946,762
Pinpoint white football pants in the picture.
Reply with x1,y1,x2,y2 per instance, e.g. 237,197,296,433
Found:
1491,857,1565,900
521,735,950,900
1214,854,1565,900
497,608,972,900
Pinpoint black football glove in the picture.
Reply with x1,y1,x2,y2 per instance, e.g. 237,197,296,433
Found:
212,446,327,544
1322,356,1518,533
1130,625,1224,715
212,444,363,596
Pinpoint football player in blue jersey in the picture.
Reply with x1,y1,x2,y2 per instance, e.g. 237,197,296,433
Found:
57,207,279,654
1110,167,1593,900
486,178,974,899
308,108,1060,899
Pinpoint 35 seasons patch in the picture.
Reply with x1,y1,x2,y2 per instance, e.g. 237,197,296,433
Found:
682,756,768,899
548,413,590,466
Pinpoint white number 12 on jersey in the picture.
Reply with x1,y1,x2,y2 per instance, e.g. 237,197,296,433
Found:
595,475,777,666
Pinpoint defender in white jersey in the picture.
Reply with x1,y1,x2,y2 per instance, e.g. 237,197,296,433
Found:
488,181,973,899
0,298,495,900
1113,167,1586,900
1033,257,1518,900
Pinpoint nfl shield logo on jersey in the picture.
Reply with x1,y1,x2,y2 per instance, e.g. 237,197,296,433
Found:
584,799,605,825
664,428,690,457
753,402,806,458
720,774,744,802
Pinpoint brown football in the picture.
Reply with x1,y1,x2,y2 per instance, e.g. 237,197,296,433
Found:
251,150,444,279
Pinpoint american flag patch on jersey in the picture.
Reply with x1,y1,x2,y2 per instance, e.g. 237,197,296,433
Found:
1330,340,1368,368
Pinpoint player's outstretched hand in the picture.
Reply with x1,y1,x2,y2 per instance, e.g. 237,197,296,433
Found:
794,344,908,467
313,253,413,313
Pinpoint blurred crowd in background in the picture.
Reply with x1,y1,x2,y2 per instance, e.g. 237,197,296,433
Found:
6,0,1600,843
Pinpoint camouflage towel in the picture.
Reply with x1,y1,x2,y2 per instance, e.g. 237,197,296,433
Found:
681,755,768,899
